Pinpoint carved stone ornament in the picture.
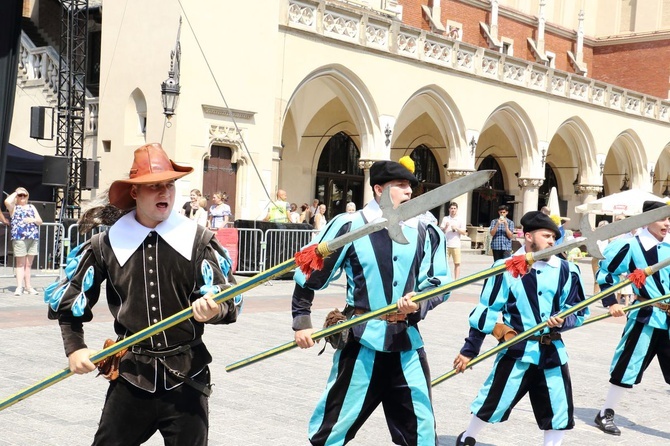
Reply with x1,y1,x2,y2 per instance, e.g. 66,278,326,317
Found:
446,169,474,179
517,178,544,188
209,124,246,165
357,159,375,170
577,184,603,195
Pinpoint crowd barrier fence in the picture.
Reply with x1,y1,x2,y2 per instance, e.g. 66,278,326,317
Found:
0,224,318,281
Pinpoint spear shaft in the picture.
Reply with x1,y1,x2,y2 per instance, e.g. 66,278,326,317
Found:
430,256,670,387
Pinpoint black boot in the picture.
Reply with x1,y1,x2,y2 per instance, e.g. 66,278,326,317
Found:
594,408,621,436
455,431,476,445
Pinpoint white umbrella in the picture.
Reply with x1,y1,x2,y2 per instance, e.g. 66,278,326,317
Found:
547,187,560,216
575,189,666,215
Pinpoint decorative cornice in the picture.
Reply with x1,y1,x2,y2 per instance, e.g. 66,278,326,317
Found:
202,105,256,120
517,177,544,188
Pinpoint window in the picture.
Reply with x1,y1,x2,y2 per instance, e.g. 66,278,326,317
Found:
545,51,556,68
501,38,513,56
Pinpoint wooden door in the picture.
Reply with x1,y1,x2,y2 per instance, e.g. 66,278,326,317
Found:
203,145,237,218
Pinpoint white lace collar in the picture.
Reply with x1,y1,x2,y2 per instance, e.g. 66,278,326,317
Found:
108,211,198,267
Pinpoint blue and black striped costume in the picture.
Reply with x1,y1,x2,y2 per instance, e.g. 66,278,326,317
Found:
597,228,670,387
459,250,588,430
292,199,450,446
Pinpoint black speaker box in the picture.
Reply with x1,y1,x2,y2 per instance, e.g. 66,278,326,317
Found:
80,159,100,189
42,155,69,186
30,201,56,223
30,106,46,139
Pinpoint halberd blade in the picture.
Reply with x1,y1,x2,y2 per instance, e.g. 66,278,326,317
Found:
380,170,496,244
580,205,670,258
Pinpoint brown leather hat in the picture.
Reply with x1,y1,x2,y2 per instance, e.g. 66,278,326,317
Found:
109,143,193,210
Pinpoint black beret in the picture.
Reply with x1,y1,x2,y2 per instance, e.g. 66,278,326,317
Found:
520,210,561,239
643,200,667,213
370,160,418,188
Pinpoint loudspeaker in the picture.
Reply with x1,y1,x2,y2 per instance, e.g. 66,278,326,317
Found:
30,201,56,223
80,159,100,189
30,106,46,139
42,156,69,186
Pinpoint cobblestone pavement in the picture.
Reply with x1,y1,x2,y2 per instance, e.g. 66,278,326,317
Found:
0,253,668,445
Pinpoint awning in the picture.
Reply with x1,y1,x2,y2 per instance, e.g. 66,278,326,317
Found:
6,142,43,173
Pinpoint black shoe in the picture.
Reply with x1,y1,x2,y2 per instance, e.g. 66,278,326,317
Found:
594,408,621,436
455,431,476,446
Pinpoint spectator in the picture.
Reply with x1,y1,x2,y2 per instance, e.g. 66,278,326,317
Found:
264,189,289,223
313,203,327,230
180,189,202,219
309,198,319,225
209,192,232,229
299,203,311,224
489,205,515,261
289,202,301,223
193,197,208,227
440,202,466,279
345,202,356,213
5,187,42,296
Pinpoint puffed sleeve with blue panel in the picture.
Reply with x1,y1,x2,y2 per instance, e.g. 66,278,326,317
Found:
597,237,633,307
460,258,509,358
46,238,106,356
198,234,242,325
406,221,451,324
292,214,353,331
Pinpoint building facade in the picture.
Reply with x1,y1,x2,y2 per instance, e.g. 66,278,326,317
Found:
9,0,670,230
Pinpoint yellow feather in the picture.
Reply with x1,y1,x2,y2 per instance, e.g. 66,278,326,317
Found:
399,156,415,173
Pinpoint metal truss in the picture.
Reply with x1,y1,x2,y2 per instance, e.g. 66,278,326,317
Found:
55,0,88,219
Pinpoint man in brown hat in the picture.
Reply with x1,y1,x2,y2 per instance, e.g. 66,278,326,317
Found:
46,143,241,445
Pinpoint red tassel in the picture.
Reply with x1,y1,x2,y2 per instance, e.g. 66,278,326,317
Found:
295,245,324,280
628,268,648,288
505,254,529,278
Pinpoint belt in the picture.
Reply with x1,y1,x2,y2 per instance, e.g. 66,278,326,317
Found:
131,338,203,357
130,339,212,397
527,332,562,345
636,296,670,313
354,308,408,323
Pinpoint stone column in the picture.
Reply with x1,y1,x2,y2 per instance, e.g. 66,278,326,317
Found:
358,159,375,204
577,184,603,230
517,178,544,216
537,0,546,53
490,0,499,38
446,169,475,222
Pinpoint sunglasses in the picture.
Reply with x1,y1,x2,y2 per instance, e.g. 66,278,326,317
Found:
17,193,27,197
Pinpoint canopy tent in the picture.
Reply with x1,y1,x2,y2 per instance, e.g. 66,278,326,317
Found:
3,143,52,202
575,189,666,216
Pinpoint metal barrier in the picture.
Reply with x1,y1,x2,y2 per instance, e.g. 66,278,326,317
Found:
234,227,318,276
264,228,317,270
234,228,265,274
0,222,65,279
0,225,10,277
67,224,109,251
0,222,316,280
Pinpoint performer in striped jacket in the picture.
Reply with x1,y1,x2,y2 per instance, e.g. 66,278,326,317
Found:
593,200,670,436
291,160,451,446
453,211,588,446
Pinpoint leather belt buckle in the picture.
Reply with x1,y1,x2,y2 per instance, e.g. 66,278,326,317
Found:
379,312,407,324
